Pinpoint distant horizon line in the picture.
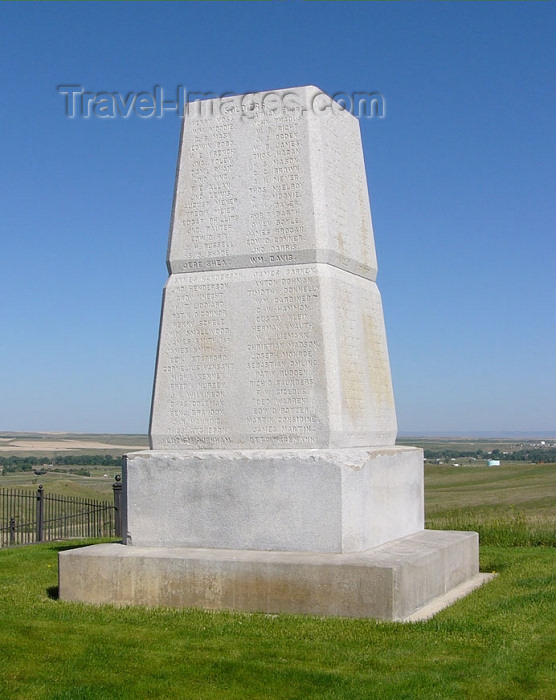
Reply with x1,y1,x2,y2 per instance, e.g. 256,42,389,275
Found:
398,431,556,439
1,430,555,440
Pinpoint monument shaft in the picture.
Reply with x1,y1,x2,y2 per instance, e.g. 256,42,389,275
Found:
150,86,396,450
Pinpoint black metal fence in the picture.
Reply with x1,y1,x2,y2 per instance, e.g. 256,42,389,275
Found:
0,477,122,548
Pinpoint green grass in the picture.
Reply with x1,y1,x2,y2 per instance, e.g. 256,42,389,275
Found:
427,507,555,547
425,462,555,514
425,462,556,547
0,471,118,499
0,541,554,699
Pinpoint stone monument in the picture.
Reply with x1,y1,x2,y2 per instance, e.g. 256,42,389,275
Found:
59,86,486,620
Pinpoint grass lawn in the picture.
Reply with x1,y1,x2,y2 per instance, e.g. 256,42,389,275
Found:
426,463,555,547
0,471,118,500
1,461,555,698
425,463,555,515
0,539,554,699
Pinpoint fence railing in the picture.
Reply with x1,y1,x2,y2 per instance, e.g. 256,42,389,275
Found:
0,476,122,548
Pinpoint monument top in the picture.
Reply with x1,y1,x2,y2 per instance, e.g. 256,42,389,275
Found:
167,85,378,281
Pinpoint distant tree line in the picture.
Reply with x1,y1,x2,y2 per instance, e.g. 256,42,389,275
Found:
0,454,123,473
424,448,556,463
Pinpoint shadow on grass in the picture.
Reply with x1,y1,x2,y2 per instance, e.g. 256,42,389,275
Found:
47,539,121,553
49,543,91,553
47,585,59,600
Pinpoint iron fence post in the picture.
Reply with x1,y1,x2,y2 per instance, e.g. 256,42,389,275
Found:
10,516,16,545
36,484,44,542
113,475,122,537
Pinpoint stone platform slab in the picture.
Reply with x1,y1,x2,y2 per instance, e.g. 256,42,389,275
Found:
58,530,480,621
124,447,423,552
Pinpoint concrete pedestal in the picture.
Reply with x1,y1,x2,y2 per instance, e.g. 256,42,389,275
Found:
58,530,484,621
123,447,423,552
58,446,488,620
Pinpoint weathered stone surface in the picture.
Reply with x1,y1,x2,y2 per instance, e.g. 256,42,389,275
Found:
150,86,396,451
58,530,481,620
150,264,396,450
123,447,423,552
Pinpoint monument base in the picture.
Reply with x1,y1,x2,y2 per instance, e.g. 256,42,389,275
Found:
58,530,485,621
123,447,424,552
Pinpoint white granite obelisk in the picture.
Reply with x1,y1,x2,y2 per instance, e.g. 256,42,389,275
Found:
59,87,485,619
151,87,396,452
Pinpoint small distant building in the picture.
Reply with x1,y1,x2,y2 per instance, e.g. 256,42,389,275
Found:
487,459,501,467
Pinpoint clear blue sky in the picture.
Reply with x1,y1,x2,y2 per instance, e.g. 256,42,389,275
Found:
1,2,554,436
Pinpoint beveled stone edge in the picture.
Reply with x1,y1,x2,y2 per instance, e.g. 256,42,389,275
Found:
59,528,469,567
167,251,378,282
402,573,497,622
127,445,422,463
